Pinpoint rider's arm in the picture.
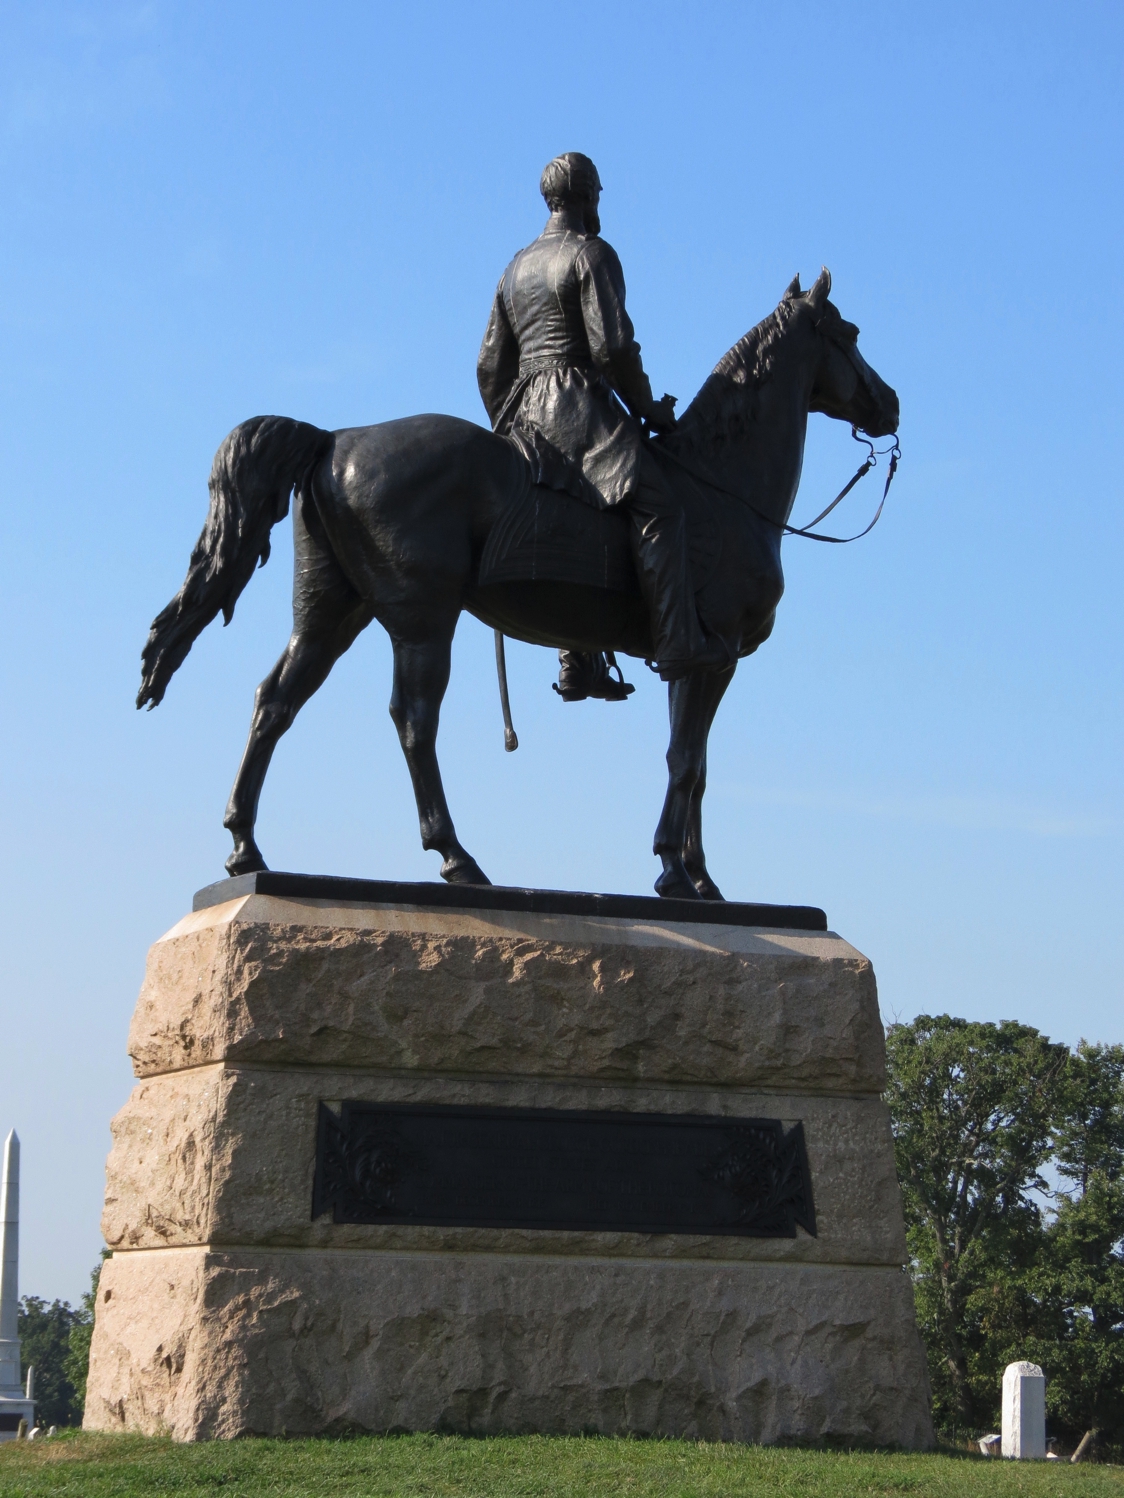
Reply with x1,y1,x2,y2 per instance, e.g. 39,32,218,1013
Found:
577,240,658,422
477,280,521,428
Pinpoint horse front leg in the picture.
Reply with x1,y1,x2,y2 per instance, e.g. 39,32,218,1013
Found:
653,664,735,899
652,669,713,898
681,664,735,899
681,749,723,898
389,631,490,886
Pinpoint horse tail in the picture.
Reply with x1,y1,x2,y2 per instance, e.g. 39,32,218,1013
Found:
136,415,331,710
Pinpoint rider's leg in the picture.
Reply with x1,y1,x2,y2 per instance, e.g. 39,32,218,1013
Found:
626,451,729,681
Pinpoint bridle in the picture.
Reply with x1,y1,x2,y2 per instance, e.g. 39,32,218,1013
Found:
780,425,900,544
651,323,901,544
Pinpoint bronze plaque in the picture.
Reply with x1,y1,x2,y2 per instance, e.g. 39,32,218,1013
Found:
313,1101,816,1238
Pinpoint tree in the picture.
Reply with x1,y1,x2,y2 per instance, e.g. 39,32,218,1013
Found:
16,1297,82,1427
1053,1042,1124,1193
1027,1044,1124,1453
63,1255,105,1417
884,1014,1068,1428
13,1255,107,1429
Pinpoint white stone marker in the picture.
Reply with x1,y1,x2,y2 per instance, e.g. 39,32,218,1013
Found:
1001,1361,1046,1459
0,1132,35,1441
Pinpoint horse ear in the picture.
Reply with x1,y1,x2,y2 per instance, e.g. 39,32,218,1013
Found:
783,273,801,300
807,266,832,313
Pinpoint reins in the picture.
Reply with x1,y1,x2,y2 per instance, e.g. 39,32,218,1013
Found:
653,424,900,544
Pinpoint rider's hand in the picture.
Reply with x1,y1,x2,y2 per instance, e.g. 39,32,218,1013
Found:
645,394,678,433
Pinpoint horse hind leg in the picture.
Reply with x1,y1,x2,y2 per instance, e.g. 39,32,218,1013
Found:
389,628,490,886
223,594,374,876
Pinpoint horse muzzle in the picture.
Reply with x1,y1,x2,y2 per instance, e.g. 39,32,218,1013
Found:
859,382,899,440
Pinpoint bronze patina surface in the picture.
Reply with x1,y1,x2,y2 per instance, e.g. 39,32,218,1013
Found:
137,157,898,900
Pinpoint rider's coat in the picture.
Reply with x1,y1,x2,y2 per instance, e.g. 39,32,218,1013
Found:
477,225,657,509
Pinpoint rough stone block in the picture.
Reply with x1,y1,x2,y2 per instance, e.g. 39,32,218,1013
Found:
86,1246,934,1446
85,893,934,1446
100,1064,906,1263
128,895,886,1090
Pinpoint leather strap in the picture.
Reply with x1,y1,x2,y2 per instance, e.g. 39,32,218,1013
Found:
653,426,900,544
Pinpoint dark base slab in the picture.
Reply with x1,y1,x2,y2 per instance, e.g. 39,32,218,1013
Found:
193,871,827,932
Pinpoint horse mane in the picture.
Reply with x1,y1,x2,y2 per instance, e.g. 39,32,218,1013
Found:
672,293,806,457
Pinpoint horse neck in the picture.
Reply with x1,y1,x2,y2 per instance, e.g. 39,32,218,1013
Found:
669,309,816,527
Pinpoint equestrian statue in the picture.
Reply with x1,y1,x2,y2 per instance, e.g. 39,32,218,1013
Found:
137,152,899,901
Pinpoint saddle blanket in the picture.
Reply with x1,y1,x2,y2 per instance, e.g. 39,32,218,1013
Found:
477,484,637,593
477,438,721,596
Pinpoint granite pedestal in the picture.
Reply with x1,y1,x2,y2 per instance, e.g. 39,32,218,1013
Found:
84,878,934,1445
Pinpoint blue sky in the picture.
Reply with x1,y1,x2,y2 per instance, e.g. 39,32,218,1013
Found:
1,2,1121,1303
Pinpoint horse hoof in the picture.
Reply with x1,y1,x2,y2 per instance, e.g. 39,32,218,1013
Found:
689,871,725,901
654,860,705,901
225,843,267,877
441,856,492,887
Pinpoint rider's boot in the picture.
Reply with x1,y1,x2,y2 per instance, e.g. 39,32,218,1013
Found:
554,651,636,701
554,651,595,701
628,474,731,683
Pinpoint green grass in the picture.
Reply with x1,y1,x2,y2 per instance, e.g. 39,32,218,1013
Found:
0,1433,1121,1498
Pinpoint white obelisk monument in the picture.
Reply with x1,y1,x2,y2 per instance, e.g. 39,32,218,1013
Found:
1001,1360,1046,1459
0,1131,35,1439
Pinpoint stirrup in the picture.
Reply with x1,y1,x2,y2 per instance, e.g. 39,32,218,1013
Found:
600,651,635,701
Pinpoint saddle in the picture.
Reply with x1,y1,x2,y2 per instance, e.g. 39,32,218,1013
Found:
476,431,720,596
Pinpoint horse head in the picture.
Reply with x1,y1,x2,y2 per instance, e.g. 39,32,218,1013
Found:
792,268,899,438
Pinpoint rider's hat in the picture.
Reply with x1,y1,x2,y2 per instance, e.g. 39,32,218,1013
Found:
540,153,602,209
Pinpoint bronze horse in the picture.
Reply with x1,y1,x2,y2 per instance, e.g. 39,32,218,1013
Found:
137,268,898,899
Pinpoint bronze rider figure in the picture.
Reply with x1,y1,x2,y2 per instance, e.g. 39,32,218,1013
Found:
477,151,730,683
